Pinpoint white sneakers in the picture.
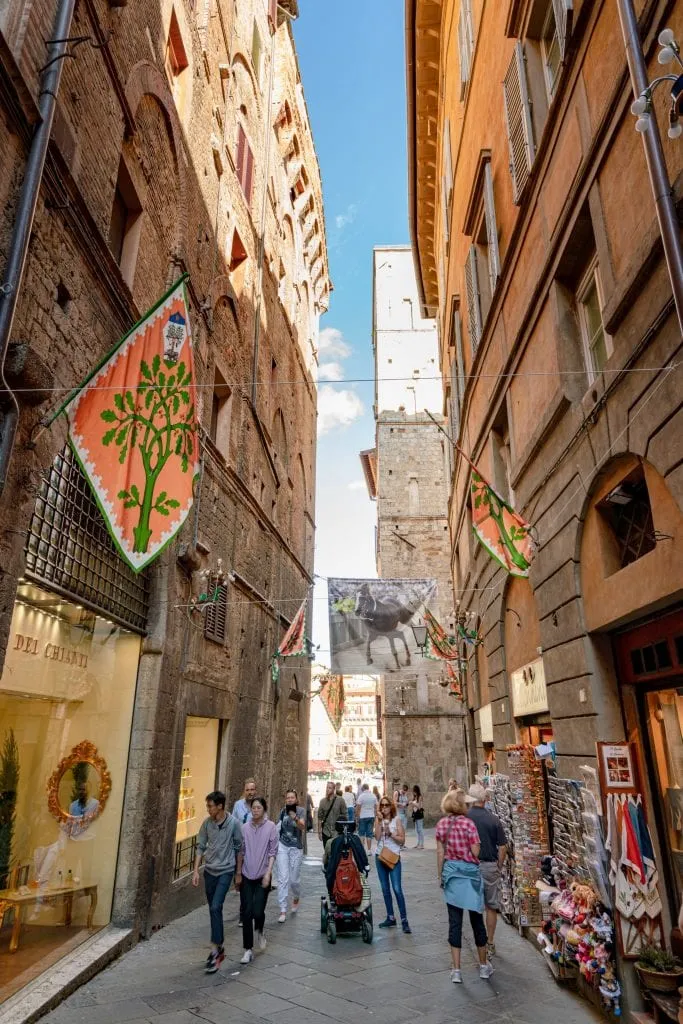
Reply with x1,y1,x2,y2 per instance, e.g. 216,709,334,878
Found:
278,912,287,924
257,930,267,950
292,899,300,913
240,950,253,965
450,964,494,983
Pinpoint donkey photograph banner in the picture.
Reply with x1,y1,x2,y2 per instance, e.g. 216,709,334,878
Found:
327,578,437,675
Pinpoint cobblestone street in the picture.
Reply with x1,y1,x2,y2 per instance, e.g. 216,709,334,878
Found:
42,833,602,1024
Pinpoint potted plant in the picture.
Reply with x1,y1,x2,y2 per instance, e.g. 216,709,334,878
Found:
0,728,20,889
635,945,683,993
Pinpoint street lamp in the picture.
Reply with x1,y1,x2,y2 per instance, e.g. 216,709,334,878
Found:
411,620,428,654
618,0,683,333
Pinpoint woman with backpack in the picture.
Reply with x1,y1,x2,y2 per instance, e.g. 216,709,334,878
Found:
411,785,425,849
374,796,411,933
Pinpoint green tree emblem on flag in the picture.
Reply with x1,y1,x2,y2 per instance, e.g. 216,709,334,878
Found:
101,354,196,553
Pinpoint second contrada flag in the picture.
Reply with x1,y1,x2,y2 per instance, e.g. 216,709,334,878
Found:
62,278,199,572
470,470,534,577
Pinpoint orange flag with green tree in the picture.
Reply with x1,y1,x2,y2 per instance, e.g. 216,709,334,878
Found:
57,277,200,572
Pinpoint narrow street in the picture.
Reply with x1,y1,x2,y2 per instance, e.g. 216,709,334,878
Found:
41,834,601,1024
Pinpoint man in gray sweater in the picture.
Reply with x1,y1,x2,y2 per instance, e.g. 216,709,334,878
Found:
193,790,244,973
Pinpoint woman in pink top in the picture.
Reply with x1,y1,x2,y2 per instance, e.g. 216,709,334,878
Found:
236,796,278,964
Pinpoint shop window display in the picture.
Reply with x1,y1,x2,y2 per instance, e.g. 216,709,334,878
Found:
174,718,220,880
646,689,683,912
0,581,140,1003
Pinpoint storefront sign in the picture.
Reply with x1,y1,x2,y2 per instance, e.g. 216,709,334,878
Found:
477,703,493,743
13,632,89,668
510,657,548,718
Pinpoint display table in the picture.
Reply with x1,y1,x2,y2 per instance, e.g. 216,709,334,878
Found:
0,883,97,952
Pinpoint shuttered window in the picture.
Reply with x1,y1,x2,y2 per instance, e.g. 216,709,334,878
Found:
457,0,475,99
503,42,535,204
236,125,255,204
449,303,466,438
268,0,278,33
483,162,500,296
204,580,228,644
464,246,482,353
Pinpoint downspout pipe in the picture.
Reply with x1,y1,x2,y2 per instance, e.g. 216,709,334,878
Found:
616,0,683,335
0,0,77,495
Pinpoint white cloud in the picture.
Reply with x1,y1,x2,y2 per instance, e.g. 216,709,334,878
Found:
317,385,364,435
335,203,357,230
318,327,351,359
318,362,345,381
348,480,366,491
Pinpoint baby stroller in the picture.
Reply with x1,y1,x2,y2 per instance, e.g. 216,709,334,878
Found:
321,819,373,944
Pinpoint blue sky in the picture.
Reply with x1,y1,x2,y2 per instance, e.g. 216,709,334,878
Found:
293,1,409,664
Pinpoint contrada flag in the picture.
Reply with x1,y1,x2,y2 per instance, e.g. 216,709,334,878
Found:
278,598,307,657
62,278,199,572
470,470,533,577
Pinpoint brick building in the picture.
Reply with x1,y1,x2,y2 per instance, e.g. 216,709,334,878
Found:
0,0,328,1008
361,247,467,824
407,0,683,980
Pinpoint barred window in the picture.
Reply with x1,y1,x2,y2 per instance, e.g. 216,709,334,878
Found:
25,445,149,633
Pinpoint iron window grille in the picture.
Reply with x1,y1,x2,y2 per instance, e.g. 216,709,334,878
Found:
598,469,656,570
173,835,198,881
204,577,228,644
25,445,149,633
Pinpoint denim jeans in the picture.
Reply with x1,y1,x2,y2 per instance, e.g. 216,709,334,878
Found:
347,806,355,821
414,818,424,846
204,870,233,946
398,810,408,834
375,855,407,921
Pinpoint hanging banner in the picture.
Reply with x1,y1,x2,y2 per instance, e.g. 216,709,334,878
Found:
61,278,199,572
364,736,382,771
470,470,533,577
424,608,460,660
278,598,307,657
446,661,464,700
319,673,345,732
328,578,436,675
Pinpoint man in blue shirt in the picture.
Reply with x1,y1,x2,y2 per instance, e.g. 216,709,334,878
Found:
233,778,256,825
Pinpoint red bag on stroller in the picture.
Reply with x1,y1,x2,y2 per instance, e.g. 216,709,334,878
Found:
332,849,363,907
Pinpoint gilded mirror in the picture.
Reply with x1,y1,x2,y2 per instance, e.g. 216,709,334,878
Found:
47,740,111,833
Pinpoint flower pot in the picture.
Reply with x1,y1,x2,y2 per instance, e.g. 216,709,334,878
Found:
635,964,683,993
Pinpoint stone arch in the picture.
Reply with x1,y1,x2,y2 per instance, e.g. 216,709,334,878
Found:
577,454,683,634
209,276,239,330
124,61,188,263
502,575,542,679
272,408,289,471
232,52,261,120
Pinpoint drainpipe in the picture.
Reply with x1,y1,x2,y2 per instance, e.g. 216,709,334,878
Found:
0,0,77,495
616,0,683,334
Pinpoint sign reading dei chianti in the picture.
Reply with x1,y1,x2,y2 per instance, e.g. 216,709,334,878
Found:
510,657,549,718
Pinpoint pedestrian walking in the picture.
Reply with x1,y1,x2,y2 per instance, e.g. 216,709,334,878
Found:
192,791,243,974
372,785,381,803
374,796,411,933
276,789,306,922
318,781,347,847
343,784,356,822
237,796,278,965
397,783,410,842
233,777,256,825
355,777,363,801
466,783,507,957
355,782,378,854
306,792,314,832
436,788,492,983
411,785,425,849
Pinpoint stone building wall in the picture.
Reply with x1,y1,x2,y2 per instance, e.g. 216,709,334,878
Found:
0,0,327,937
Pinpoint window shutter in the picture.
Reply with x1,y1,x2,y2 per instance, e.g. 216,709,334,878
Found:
464,0,475,60
204,581,228,644
444,118,453,196
268,0,278,33
454,305,465,406
483,162,500,295
236,125,246,189
457,7,470,99
441,175,450,247
244,143,255,203
503,42,536,204
464,247,482,353
552,0,573,59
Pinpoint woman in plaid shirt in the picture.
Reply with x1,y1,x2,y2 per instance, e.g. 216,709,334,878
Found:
436,789,493,984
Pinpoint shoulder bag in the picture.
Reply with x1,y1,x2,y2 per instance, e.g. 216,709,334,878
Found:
378,845,399,870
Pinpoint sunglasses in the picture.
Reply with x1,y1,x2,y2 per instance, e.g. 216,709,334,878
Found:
380,802,391,807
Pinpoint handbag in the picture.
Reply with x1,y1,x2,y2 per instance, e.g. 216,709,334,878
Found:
412,808,424,821
378,845,400,870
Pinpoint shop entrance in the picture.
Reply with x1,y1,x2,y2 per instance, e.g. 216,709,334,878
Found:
614,606,683,932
